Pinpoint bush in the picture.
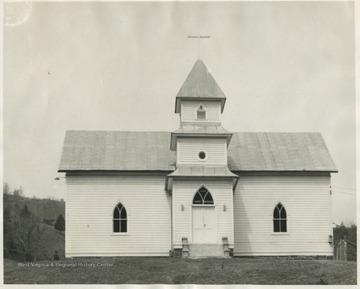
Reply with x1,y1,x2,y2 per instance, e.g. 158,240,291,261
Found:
54,214,65,233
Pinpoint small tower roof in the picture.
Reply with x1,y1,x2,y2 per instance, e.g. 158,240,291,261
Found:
175,59,226,113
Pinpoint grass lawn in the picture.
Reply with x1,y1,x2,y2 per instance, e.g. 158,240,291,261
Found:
4,257,356,285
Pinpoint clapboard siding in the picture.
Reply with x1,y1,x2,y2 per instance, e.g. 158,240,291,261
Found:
177,138,227,165
172,179,234,247
181,101,221,122
65,173,171,257
233,174,333,256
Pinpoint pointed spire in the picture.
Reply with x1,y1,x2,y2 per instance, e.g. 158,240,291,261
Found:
175,59,226,113
177,59,225,99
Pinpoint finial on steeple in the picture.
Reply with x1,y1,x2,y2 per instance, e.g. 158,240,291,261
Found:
188,35,210,59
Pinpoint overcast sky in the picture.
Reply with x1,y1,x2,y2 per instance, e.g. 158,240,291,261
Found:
3,2,356,224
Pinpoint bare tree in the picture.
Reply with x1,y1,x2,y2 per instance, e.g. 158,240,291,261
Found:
11,205,45,261
3,182,10,195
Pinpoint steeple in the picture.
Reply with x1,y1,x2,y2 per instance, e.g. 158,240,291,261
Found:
170,59,232,151
175,59,226,113
166,59,238,192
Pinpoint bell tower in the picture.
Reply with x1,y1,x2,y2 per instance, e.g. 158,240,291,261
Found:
170,59,232,151
166,59,238,257
174,59,225,122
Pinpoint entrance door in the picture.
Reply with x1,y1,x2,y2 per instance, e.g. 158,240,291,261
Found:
192,206,216,243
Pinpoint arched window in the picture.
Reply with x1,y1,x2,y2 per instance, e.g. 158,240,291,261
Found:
193,186,214,205
197,105,206,120
113,203,127,233
273,203,287,233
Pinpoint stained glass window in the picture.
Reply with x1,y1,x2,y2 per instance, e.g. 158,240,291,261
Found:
273,203,287,233
193,187,214,205
113,203,127,233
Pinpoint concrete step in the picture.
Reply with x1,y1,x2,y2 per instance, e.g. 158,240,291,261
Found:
189,244,225,258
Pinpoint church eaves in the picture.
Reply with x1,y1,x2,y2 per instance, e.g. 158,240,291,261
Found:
175,59,226,113
58,131,337,173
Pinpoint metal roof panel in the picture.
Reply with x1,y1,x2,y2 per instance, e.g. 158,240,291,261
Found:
58,131,337,172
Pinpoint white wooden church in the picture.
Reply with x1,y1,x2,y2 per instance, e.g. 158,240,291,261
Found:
58,59,337,258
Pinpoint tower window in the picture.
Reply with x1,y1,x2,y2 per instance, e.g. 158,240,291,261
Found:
273,203,287,233
198,151,206,160
197,105,206,119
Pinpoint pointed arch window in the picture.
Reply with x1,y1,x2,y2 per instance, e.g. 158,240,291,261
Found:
193,186,214,205
197,105,206,120
113,203,127,233
273,203,287,233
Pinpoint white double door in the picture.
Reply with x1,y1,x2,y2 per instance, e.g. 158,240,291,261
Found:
192,206,217,243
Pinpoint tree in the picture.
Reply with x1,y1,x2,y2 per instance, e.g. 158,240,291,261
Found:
3,199,14,258
333,223,357,261
54,214,65,233
13,187,23,197
3,182,16,258
20,204,31,218
3,182,10,195
11,205,45,261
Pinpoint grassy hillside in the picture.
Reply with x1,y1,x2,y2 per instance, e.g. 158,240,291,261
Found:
3,192,65,261
37,224,65,260
4,193,65,223
4,257,357,284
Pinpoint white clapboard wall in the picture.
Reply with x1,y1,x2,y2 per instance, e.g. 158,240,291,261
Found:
177,138,227,165
181,100,221,123
233,173,333,256
65,173,171,257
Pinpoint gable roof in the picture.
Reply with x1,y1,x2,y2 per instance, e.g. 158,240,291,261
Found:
175,59,226,113
228,132,337,172
58,131,176,172
58,131,337,173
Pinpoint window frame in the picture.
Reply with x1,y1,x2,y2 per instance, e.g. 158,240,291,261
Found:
273,202,287,233
112,202,129,235
192,186,215,206
197,151,207,161
196,104,207,120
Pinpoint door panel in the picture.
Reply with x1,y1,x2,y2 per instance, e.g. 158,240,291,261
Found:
204,207,216,243
193,207,204,243
192,206,216,243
